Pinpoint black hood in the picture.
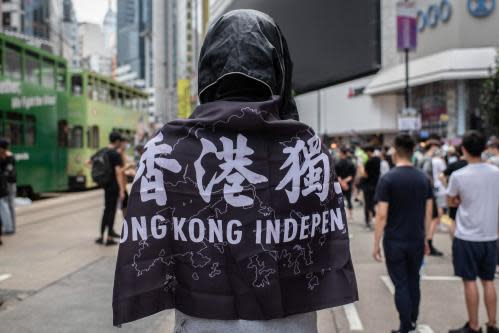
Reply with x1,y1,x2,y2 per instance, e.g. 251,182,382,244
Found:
198,9,299,121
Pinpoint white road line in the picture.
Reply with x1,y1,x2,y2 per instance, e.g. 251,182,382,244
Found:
418,324,435,333
421,275,461,281
0,274,12,283
343,303,364,331
380,275,395,295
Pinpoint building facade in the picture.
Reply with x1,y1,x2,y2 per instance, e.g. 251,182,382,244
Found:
294,0,499,143
79,22,113,76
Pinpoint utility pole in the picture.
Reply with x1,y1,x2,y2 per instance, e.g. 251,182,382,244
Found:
404,0,410,109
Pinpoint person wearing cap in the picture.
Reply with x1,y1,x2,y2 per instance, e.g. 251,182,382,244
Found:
95,131,125,246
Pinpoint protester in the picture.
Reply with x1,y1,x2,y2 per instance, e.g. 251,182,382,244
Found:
0,138,14,236
421,139,446,256
441,146,467,225
117,137,134,217
92,132,125,246
361,145,380,229
373,134,433,333
484,137,499,168
447,131,499,333
113,9,358,332
0,152,7,246
336,147,357,220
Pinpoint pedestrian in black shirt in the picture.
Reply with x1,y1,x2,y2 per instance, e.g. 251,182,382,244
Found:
442,146,467,222
361,146,380,228
95,132,125,246
373,134,433,333
336,147,356,220
0,138,16,234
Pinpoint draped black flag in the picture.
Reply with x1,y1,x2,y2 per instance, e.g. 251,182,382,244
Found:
113,98,358,326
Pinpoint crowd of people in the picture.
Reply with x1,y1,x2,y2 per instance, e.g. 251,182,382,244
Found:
334,132,499,333
0,138,17,246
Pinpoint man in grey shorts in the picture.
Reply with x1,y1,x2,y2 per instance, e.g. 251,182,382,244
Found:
448,131,499,333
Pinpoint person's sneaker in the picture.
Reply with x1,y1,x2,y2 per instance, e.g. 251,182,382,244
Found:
429,247,444,256
487,325,499,333
108,230,121,238
449,322,483,333
95,237,104,245
106,239,118,246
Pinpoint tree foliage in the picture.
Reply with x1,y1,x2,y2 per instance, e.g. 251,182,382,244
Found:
479,56,499,134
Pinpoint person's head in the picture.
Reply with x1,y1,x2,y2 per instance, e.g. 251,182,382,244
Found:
487,137,499,155
0,138,9,155
364,145,375,157
393,134,415,163
109,132,124,147
339,147,349,159
198,9,298,120
425,139,440,155
461,130,486,160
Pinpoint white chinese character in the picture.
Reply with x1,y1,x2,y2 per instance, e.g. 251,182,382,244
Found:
194,134,268,207
134,132,182,205
276,136,330,203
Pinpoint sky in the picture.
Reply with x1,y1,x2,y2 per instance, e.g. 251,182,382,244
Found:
73,0,117,25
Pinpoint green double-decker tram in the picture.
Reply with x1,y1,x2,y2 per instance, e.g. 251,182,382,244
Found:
0,33,147,196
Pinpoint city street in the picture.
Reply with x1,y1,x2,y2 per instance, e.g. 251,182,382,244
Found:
0,190,495,333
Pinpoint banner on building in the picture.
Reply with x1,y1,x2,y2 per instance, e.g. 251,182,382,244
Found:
113,98,358,326
177,79,191,119
397,1,418,50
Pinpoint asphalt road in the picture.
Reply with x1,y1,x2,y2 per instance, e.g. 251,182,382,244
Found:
0,190,496,332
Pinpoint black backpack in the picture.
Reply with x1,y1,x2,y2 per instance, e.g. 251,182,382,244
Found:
91,149,113,187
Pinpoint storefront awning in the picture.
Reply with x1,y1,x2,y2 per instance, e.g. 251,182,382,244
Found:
365,47,497,95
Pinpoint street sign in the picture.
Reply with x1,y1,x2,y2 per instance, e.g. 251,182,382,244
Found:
398,115,421,131
397,1,418,50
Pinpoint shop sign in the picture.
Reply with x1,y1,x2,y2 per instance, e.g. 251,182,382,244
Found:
417,0,452,33
397,1,418,50
468,0,496,17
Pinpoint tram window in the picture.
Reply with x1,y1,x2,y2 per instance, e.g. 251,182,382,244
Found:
25,115,36,146
26,54,41,84
0,112,3,137
69,126,84,148
71,75,82,96
57,64,66,92
98,82,109,102
87,79,94,99
5,112,23,145
58,120,69,147
41,58,55,89
5,45,22,80
109,88,117,105
87,125,99,149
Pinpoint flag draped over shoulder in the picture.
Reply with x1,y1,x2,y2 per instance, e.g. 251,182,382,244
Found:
112,98,358,326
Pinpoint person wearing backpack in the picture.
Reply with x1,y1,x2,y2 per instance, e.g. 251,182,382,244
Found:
92,132,125,246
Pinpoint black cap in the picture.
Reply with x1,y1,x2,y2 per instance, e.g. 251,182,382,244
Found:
0,138,9,149
109,132,124,143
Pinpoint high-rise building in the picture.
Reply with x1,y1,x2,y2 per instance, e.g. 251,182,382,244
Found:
153,0,200,124
0,0,79,67
117,0,153,87
79,22,113,76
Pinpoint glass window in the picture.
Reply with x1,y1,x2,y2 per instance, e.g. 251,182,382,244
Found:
71,74,82,96
5,45,22,80
5,112,23,145
41,58,55,89
69,126,83,148
87,125,99,149
0,112,4,137
25,115,36,146
57,63,66,91
25,53,40,84
58,120,69,147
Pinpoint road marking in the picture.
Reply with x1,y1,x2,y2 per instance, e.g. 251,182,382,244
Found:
343,303,364,331
421,275,461,281
0,274,12,283
418,324,435,333
380,275,395,295
381,275,461,295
